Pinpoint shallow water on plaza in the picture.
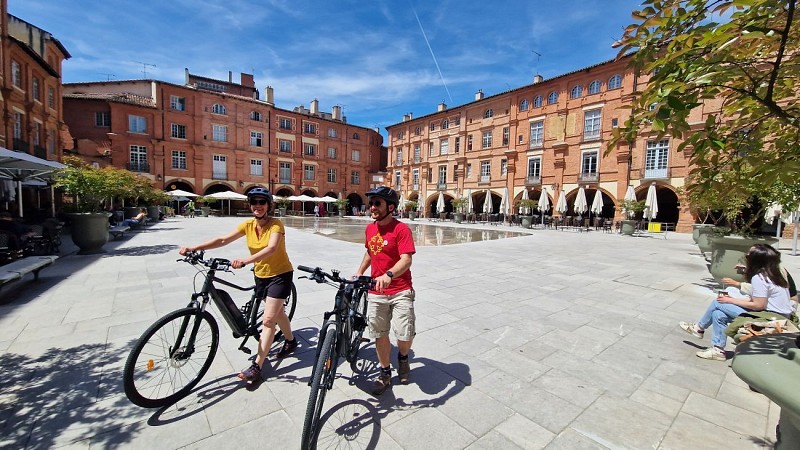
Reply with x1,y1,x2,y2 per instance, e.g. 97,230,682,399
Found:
280,216,529,246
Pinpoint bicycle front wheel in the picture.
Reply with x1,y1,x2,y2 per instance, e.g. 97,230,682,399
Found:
301,324,337,450
123,308,219,408
345,288,369,364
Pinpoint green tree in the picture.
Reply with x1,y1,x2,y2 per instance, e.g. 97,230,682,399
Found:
612,0,800,229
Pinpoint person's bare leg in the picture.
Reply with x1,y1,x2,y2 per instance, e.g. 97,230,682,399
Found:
375,336,391,368
397,339,412,356
254,297,286,367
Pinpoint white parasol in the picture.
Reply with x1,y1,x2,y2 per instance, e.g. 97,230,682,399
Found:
644,183,658,220
519,189,530,214
574,187,588,216
537,187,550,226
555,190,568,215
482,190,493,214
590,190,604,216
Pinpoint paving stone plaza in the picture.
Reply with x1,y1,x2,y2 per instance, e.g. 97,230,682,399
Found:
1,215,795,449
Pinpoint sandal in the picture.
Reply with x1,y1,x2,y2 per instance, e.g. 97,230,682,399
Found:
276,338,298,358
238,363,262,381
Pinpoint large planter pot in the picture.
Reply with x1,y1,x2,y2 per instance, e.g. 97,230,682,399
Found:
708,234,779,283
408,211,416,221
147,206,161,221
453,213,465,224
692,224,715,243
277,207,287,217
621,219,637,236
199,206,211,217
338,209,345,218
520,216,533,229
69,212,111,255
697,226,729,255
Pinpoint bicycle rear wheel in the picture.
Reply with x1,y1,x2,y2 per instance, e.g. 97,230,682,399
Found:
123,308,219,408
258,281,297,341
345,288,369,364
301,324,337,450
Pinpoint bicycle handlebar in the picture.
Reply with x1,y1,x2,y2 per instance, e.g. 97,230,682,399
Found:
297,265,375,290
178,250,232,272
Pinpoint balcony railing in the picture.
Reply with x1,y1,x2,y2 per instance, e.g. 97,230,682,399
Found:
414,156,421,163
578,172,599,183
127,162,150,172
13,138,28,152
480,175,491,183
525,176,541,186
643,167,670,179
437,182,447,190
212,170,227,180
412,183,419,191
279,177,291,184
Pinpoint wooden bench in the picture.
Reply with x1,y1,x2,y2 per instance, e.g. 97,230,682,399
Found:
0,255,58,294
109,225,131,239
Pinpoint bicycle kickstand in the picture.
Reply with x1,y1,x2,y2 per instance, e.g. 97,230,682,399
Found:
238,336,252,354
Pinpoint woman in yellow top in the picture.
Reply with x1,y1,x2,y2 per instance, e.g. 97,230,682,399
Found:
179,188,296,382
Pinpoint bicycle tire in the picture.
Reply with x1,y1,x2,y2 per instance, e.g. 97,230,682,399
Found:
123,308,219,408
345,288,369,363
301,324,337,450
258,281,298,341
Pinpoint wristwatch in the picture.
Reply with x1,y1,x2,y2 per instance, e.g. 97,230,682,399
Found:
386,271,394,279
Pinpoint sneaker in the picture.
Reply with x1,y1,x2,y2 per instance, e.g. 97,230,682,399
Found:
238,363,262,381
371,369,392,396
275,338,297,358
696,346,726,361
397,356,410,384
679,321,704,339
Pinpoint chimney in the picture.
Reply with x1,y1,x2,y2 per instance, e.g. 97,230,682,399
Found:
437,102,447,112
228,71,233,83
408,112,412,119
184,68,190,85
403,114,410,122
240,73,254,88
332,105,342,120
533,74,543,84
265,86,274,104
475,89,484,101
310,98,319,114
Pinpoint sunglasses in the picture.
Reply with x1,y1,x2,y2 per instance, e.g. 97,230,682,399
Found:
368,200,384,207
249,199,269,206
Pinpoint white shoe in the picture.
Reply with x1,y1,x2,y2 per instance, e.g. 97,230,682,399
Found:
696,346,726,361
679,321,704,339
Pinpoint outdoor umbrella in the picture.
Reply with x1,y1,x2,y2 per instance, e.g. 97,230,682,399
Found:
464,189,473,214
537,187,550,226
519,189,530,214
590,190,604,216
166,189,199,218
482,190,493,214
555,190,568,215
0,148,65,218
398,193,406,214
205,191,247,215
499,187,511,219
436,192,445,215
623,185,637,218
644,183,658,220
574,187,588,216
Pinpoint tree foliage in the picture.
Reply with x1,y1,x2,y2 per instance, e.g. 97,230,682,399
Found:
612,0,800,229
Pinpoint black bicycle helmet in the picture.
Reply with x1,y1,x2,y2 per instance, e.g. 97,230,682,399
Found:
246,187,273,203
365,186,399,207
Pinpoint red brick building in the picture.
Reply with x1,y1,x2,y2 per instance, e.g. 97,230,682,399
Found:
385,55,725,232
62,70,385,212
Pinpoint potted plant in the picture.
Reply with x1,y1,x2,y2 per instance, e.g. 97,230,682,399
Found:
196,196,218,217
275,198,291,217
54,156,131,254
450,197,469,223
516,199,538,228
333,198,349,217
404,200,419,220
619,199,646,235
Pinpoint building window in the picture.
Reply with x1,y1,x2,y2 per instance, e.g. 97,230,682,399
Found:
171,96,186,111
547,91,558,105
412,169,419,188
412,126,419,136
351,170,360,185
212,154,227,179
608,74,623,90
211,103,226,114
279,162,291,183
519,99,529,111
304,143,316,156
441,119,449,129
467,135,473,151
480,161,491,182
455,137,460,153
453,164,458,182
584,109,602,140
396,148,403,165
328,128,337,138
171,123,187,139
501,159,507,176
279,140,292,153
95,112,111,127
414,144,421,162
395,131,404,139
582,150,599,176
48,87,55,108
212,124,227,142
304,164,316,180
11,61,21,87
395,171,402,190
32,77,40,101
588,80,601,95
328,168,337,183
303,122,317,134
251,111,261,121
429,123,436,131
483,109,494,119
440,139,449,155
533,95,543,108
502,127,509,146
530,120,544,147
527,157,541,180
328,147,337,159
250,159,263,176
129,145,147,171
250,131,263,147
351,150,360,162
438,165,447,186
33,122,41,146
172,150,187,169
570,85,583,99
353,132,360,140
428,141,435,157
128,115,146,133
466,163,472,178
48,129,56,155
279,117,292,130
482,131,492,149
13,112,22,139
645,139,670,177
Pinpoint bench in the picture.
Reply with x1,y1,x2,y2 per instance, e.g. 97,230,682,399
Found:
0,255,58,294
109,225,131,239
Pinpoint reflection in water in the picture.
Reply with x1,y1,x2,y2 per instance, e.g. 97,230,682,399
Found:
280,216,528,246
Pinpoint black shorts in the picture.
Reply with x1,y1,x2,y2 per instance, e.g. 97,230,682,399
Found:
254,271,293,300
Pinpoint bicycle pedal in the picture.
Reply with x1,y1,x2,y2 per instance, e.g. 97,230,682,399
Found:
240,346,252,354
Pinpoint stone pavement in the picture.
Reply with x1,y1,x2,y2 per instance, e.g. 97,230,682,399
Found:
1,215,796,449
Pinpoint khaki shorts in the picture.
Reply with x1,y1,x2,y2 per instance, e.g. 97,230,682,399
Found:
367,288,415,341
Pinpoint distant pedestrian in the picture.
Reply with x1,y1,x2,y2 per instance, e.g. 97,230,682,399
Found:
186,200,195,218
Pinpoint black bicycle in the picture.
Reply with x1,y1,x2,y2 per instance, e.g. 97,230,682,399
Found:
296,265,373,450
122,250,297,408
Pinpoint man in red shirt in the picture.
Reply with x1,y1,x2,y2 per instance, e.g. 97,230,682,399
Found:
355,186,416,395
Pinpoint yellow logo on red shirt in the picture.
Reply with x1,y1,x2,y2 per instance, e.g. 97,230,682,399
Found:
368,232,387,255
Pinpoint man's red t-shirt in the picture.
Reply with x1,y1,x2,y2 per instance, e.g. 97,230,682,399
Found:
365,219,415,295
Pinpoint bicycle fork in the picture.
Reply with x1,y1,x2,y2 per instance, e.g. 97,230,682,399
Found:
308,320,337,388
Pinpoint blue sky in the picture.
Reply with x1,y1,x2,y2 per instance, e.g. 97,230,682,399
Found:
12,0,641,139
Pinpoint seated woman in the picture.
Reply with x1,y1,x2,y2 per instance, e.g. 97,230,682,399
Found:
679,243,794,360
122,208,148,227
